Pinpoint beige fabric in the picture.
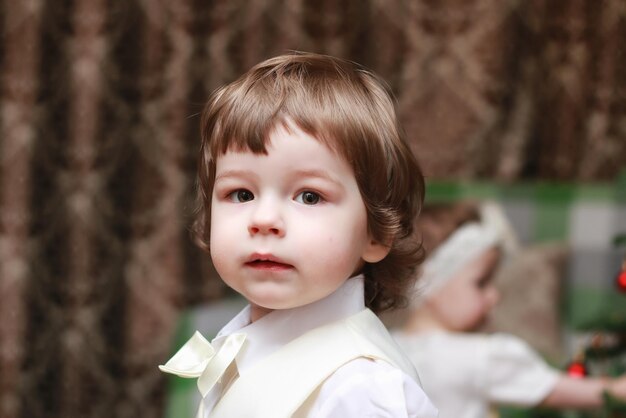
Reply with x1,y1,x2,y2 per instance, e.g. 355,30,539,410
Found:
482,243,568,361
210,309,420,418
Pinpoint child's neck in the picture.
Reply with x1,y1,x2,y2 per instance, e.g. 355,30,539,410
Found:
250,304,274,323
402,309,450,334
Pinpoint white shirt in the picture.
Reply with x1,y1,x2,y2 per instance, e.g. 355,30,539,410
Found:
202,276,438,417
393,331,560,418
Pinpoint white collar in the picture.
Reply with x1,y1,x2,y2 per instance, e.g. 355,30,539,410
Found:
212,275,365,373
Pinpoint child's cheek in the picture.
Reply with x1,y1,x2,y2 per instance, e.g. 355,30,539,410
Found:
209,207,238,261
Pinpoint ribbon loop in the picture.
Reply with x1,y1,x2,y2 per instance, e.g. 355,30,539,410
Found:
159,331,216,378
197,333,246,397
159,331,247,399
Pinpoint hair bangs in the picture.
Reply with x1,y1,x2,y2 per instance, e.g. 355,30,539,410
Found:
201,57,384,165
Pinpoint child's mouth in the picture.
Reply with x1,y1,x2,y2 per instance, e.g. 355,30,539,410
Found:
245,253,294,271
245,260,293,270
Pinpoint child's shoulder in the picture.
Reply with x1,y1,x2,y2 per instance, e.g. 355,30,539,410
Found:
410,331,547,367
394,330,533,362
310,357,438,417
396,330,527,345
394,329,491,347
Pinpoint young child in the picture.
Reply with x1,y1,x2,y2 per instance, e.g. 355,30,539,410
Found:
158,52,438,418
393,201,626,418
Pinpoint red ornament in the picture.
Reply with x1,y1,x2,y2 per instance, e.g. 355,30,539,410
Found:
617,269,626,293
566,361,588,378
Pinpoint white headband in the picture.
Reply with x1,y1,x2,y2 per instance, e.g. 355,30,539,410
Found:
412,202,519,305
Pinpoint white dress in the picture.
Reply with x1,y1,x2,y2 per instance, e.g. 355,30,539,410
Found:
200,276,438,417
393,331,559,418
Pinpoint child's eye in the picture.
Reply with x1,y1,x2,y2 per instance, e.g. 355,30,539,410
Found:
477,274,493,289
228,189,254,202
295,191,321,205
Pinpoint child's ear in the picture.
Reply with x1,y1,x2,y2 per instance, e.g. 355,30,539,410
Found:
362,238,391,263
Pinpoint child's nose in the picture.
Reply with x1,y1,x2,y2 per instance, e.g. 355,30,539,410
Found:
249,223,284,236
248,198,285,237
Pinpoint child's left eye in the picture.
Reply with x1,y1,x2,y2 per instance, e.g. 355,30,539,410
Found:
477,274,492,289
295,191,321,205
228,189,254,202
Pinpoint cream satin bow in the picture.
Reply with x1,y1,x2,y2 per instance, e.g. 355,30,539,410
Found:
159,331,246,416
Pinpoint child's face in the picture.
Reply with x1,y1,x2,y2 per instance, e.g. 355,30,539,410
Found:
427,248,500,332
209,123,388,314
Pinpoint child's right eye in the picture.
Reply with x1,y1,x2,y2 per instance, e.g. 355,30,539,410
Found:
477,273,493,289
228,189,254,202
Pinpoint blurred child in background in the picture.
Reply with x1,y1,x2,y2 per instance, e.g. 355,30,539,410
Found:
393,201,626,418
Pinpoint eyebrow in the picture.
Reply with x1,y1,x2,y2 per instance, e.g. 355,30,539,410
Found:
214,168,345,189
214,169,258,182
292,169,342,184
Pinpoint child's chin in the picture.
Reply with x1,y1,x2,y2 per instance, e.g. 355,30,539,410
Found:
247,292,299,311
465,317,490,332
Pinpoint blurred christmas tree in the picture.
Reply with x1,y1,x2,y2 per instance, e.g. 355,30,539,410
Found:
502,234,626,418
591,233,626,416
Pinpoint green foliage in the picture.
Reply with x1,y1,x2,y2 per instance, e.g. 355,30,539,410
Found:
567,287,626,332
498,338,626,418
603,392,626,416
499,406,593,418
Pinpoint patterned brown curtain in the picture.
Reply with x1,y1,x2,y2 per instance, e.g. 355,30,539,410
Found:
1,1,625,417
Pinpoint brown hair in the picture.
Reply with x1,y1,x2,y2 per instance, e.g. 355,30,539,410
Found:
193,52,425,313
416,201,482,255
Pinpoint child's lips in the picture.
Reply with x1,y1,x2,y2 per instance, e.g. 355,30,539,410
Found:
245,260,294,271
245,253,294,271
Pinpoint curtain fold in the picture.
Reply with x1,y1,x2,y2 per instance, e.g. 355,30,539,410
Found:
0,2,42,418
